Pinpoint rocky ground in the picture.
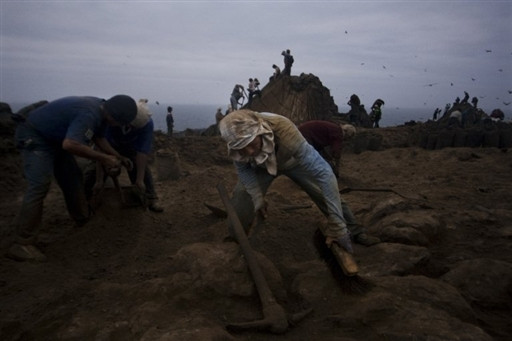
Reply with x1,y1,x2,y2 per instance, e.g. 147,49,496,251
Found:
1,123,511,340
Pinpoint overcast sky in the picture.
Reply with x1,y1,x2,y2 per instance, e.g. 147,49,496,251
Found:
1,0,511,116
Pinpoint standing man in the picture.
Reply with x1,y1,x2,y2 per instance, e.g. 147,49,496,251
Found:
8,95,137,261
166,106,174,137
219,110,355,253
281,49,294,76
90,100,164,213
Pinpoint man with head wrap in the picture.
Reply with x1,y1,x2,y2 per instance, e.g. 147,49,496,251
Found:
8,95,137,261
218,110,353,253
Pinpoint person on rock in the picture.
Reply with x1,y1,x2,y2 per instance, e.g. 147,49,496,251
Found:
230,84,245,111
218,110,378,254
281,49,294,76
8,95,138,261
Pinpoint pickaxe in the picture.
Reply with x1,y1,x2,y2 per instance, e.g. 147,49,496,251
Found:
217,183,312,334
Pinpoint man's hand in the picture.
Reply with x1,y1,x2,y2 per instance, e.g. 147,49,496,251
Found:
121,157,133,171
102,155,121,169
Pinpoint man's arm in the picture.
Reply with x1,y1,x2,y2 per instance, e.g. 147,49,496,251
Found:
62,138,120,169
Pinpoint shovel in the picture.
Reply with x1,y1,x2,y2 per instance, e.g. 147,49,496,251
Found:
217,183,312,334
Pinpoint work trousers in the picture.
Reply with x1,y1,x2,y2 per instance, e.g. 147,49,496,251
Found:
230,142,364,238
14,123,89,240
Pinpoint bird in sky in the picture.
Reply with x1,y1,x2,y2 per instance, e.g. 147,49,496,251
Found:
504,102,511,106
424,83,438,87
485,49,492,53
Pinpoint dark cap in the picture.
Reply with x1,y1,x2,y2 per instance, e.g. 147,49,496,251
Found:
104,95,137,125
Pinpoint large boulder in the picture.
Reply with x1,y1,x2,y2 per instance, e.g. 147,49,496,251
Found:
245,73,338,124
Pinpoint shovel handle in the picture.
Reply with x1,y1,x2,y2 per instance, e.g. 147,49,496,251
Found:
217,183,276,306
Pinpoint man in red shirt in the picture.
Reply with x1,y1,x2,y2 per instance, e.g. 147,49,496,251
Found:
299,120,380,246
298,120,355,178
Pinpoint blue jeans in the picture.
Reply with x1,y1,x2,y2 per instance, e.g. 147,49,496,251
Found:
231,142,360,238
13,123,89,240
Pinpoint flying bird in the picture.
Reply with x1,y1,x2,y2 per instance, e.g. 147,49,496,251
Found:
345,30,348,34
498,69,503,72
424,83,438,87
382,65,386,69
471,78,476,81
485,49,492,53
508,90,512,94
504,102,511,106
155,101,160,105
450,82,454,86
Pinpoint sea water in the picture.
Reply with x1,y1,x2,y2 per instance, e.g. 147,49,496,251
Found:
6,101,510,132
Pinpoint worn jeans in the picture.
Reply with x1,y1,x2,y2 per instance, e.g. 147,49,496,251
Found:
230,142,363,238
13,123,89,240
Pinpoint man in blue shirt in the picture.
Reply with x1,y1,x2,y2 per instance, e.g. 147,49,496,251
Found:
89,100,163,213
8,95,137,261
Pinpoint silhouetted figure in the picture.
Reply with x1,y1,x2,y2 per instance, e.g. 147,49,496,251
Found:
433,108,441,120
215,107,224,125
347,94,361,125
461,91,469,104
471,96,478,108
370,99,385,128
270,64,281,81
166,106,174,137
281,49,294,76
247,78,261,105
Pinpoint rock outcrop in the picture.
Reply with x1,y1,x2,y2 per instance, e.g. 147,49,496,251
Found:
245,73,338,124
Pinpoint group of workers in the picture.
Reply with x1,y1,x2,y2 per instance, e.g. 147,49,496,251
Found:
6,94,379,262
6,95,163,261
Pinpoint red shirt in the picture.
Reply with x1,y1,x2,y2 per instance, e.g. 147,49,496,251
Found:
298,121,344,159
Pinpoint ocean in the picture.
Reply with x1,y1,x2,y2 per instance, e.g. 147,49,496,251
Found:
6,101,510,132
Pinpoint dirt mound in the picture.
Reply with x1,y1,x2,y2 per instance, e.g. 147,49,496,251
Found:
1,120,511,339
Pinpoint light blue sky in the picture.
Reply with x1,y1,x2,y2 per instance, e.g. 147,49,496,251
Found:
1,0,511,117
